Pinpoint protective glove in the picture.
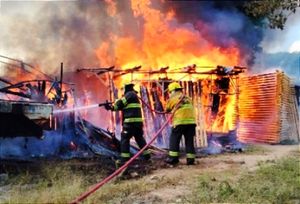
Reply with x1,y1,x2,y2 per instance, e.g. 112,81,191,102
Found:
104,103,113,111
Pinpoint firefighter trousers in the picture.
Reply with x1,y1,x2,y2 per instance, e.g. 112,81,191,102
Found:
120,122,150,161
169,124,196,159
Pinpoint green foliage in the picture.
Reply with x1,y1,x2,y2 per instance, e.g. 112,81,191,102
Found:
191,157,300,203
243,0,299,29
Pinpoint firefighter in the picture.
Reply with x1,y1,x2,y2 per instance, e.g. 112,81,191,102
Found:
165,82,196,165
104,82,151,164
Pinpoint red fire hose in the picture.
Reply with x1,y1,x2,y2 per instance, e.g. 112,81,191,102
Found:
69,115,172,204
69,96,184,204
138,96,167,114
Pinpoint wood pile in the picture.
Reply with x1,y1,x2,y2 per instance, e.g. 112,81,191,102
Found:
278,73,300,142
238,71,300,144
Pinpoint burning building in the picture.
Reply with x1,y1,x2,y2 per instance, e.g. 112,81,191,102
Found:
94,66,299,148
0,1,299,161
0,61,299,160
0,57,121,160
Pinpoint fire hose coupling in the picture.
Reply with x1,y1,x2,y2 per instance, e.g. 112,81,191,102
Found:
98,100,113,107
99,100,113,111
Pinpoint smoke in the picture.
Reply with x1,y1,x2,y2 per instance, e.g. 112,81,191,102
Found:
163,1,263,66
0,0,122,75
0,0,264,75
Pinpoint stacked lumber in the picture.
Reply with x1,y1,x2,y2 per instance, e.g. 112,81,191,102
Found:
278,73,300,142
238,72,279,143
237,71,300,144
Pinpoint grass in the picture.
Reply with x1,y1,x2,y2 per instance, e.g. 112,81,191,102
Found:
0,160,108,204
2,150,300,203
85,175,177,203
0,160,177,204
244,144,269,154
189,156,300,203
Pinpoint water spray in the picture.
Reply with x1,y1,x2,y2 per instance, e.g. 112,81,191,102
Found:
53,101,112,114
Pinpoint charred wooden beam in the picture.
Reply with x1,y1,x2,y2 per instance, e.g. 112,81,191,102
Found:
0,77,13,85
0,90,31,99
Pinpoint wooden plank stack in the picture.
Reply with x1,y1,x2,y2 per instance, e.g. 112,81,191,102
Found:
237,71,300,144
278,73,300,142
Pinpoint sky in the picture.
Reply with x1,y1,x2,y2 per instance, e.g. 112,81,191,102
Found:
261,8,300,53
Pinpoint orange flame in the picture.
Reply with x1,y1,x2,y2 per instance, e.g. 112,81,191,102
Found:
94,0,243,133
96,0,241,72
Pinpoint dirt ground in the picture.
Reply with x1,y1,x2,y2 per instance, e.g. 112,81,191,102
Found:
119,144,299,204
0,144,298,203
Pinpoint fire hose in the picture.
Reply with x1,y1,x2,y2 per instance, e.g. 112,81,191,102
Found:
137,96,167,114
69,96,184,204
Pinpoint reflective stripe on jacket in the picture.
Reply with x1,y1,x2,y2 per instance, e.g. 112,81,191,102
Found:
113,91,143,124
166,91,196,127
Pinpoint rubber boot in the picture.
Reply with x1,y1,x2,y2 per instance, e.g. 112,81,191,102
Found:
115,159,123,169
165,156,179,165
115,157,129,169
186,158,195,165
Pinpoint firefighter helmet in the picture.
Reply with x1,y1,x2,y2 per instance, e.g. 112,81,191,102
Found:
123,80,134,89
168,82,182,93
122,80,135,93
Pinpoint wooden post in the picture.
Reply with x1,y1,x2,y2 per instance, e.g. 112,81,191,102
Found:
60,62,63,99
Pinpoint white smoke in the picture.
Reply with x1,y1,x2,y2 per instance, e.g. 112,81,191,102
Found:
0,0,128,75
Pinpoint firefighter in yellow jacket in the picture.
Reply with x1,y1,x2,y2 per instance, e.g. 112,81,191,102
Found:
165,82,196,165
105,82,151,164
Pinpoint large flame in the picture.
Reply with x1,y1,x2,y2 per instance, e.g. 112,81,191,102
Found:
96,0,241,72
94,0,243,133
0,0,246,133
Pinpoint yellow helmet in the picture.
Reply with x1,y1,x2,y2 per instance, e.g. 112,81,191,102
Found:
168,82,182,93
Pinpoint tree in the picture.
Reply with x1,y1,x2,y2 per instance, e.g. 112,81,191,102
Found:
243,0,300,29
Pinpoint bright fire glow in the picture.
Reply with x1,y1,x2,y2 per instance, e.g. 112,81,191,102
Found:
95,0,243,133
96,0,241,73
0,0,245,134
